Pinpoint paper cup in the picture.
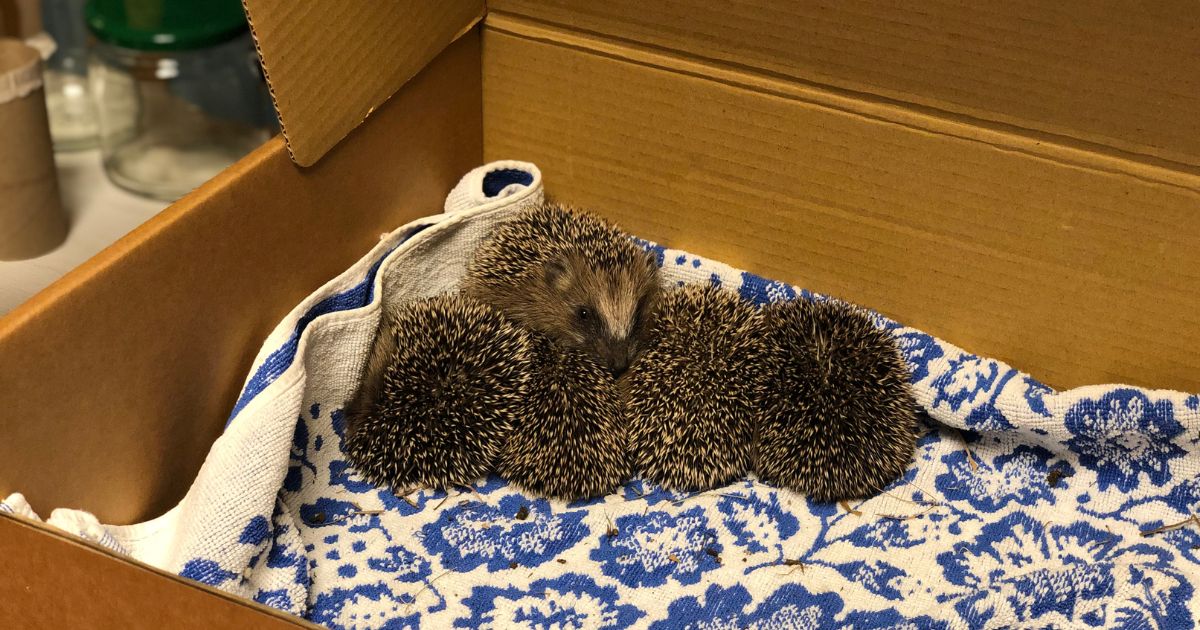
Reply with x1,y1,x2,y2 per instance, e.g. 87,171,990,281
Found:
0,38,67,260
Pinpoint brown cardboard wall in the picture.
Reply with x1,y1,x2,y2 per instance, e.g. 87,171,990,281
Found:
0,515,311,628
490,0,1200,173
481,20,1200,392
0,33,483,524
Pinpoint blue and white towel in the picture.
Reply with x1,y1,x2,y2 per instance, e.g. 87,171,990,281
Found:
6,160,1198,629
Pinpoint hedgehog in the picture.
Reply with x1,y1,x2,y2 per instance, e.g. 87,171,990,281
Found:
624,284,771,491
344,294,533,491
463,201,660,377
496,334,629,500
755,298,918,502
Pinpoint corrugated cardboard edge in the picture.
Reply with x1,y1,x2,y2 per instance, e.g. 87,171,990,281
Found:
243,0,484,167
0,513,316,628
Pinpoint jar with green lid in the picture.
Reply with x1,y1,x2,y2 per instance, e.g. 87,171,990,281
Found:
86,0,276,200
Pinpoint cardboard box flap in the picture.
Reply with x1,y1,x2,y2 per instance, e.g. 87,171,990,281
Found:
491,0,1200,173
244,0,484,166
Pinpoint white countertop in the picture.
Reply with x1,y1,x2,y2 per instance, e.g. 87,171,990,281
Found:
0,150,167,315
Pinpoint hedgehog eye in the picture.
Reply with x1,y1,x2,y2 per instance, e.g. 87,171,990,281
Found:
576,306,592,322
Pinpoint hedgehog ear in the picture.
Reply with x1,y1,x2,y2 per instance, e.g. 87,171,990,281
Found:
544,260,568,289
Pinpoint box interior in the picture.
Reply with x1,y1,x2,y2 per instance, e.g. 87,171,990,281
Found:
2,0,1199,622
478,4,1200,395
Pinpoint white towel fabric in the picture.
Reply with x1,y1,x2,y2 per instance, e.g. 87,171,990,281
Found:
5,160,1197,629
0,493,39,520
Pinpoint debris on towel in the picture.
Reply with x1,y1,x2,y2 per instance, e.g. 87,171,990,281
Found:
1140,514,1200,538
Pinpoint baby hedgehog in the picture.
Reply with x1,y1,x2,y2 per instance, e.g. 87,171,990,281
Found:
755,298,918,502
625,284,771,491
344,294,533,491
463,201,660,376
497,334,629,500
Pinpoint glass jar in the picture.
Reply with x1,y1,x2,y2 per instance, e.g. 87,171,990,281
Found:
86,0,277,200
42,0,100,151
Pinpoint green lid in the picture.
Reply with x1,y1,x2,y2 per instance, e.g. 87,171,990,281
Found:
86,0,249,51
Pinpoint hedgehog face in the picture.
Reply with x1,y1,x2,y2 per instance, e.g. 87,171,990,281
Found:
463,202,664,376
541,252,659,376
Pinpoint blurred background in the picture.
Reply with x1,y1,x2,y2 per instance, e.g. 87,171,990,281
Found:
0,0,278,311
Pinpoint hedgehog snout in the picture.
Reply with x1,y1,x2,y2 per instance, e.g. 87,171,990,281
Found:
609,357,629,377
607,349,630,377
601,338,632,377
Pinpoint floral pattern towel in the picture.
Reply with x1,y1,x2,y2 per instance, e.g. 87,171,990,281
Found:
9,161,1196,629
254,257,1199,629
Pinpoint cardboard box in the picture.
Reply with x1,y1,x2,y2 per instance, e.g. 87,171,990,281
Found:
2,1,1198,625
